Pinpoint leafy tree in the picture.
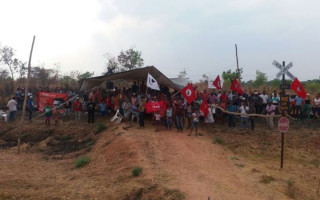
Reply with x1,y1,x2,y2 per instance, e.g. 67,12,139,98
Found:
254,70,267,87
0,46,18,81
117,48,144,71
77,71,94,80
222,68,243,84
104,53,119,75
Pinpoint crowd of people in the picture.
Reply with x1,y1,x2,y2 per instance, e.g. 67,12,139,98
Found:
3,83,320,135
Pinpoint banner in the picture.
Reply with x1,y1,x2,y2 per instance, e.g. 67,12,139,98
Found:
37,92,68,112
145,101,167,116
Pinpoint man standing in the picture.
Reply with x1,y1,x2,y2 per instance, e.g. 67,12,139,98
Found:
27,96,34,121
7,97,17,122
138,96,146,128
265,101,276,130
259,91,269,112
15,88,22,110
140,81,147,94
87,100,96,124
174,100,185,132
73,97,82,122
294,95,303,117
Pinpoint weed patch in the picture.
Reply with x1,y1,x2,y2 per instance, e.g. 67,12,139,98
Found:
75,157,91,168
95,123,106,134
44,129,54,135
131,166,143,177
260,175,275,184
213,137,224,145
60,135,72,141
104,140,111,146
310,159,319,168
164,188,185,200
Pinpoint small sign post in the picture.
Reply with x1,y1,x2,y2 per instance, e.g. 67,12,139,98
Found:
273,60,295,169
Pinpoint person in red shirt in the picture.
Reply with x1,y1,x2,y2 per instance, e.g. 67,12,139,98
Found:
74,97,82,122
220,90,228,103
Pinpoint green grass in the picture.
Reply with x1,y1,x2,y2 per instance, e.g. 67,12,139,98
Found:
60,135,72,141
85,138,94,147
260,175,275,184
95,123,107,134
44,129,54,135
75,157,91,168
131,166,143,177
213,137,224,145
164,189,185,200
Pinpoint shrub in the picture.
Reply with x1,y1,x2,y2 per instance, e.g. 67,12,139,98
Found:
75,157,91,168
164,189,185,200
213,137,224,145
260,175,275,184
131,166,143,177
95,123,106,134
60,135,72,141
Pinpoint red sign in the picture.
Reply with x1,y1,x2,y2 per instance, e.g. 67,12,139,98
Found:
37,92,68,112
278,117,289,132
145,101,167,117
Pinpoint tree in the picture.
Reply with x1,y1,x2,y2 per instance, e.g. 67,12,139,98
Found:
77,71,94,80
254,70,267,87
117,48,144,71
104,53,119,75
0,46,18,80
222,68,243,84
31,66,54,88
178,69,188,79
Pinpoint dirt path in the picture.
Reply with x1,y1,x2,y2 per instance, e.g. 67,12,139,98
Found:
129,127,269,200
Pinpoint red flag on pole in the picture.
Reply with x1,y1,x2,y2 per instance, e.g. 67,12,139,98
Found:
213,75,222,90
230,77,243,95
290,77,306,99
200,94,209,117
180,83,196,104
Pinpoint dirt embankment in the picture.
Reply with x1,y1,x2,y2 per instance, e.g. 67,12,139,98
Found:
0,118,319,199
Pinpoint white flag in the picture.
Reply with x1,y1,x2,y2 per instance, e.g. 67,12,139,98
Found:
147,73,160,91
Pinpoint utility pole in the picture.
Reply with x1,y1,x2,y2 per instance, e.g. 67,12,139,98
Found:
235,44,241,82
18,36,35,154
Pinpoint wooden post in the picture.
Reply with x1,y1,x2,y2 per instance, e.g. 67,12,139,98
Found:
18,36,35,154
235,44,241,83
280,61,286,169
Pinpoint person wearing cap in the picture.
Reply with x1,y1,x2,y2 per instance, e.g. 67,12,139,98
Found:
73,97,82,122
7,97,17,122
26,95,34,121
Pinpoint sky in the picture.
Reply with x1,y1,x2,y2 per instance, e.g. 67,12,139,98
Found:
0,0,320,82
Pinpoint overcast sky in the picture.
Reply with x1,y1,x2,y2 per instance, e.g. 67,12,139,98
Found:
1,0,320,82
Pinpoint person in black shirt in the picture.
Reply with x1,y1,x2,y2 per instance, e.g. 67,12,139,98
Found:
87,100,96,123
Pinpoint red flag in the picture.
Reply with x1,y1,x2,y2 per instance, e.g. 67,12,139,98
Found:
230,78,243,95
145,101,167,116
291,78,306,99
200,94,209,117
180,83,196,104
213,75,222,90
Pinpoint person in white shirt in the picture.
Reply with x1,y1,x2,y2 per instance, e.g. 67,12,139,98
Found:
259,91,269,111
7,97,17,122
238,101,249,128
313,94,320,117
265,101,276,130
